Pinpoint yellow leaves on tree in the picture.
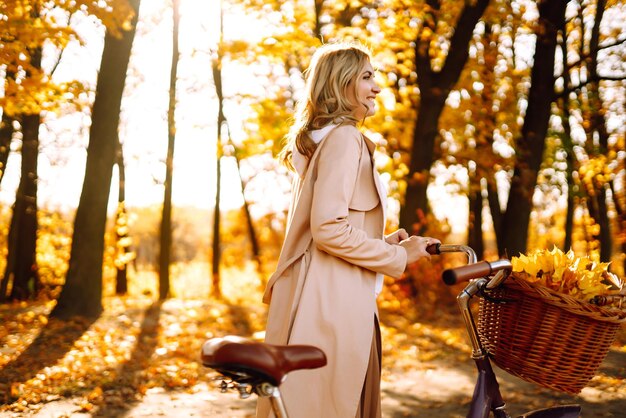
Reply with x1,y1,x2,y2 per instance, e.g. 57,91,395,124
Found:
578,154,614,197
37,211,73,297
511,246,624,301
1,76,88,116
0,0,136,116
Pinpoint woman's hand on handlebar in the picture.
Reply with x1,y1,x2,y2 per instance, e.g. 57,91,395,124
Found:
400,235,441,266
385,228,409,245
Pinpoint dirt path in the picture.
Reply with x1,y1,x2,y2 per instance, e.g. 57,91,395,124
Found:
3,350,623,418
1,298,623,417
381,350,626,417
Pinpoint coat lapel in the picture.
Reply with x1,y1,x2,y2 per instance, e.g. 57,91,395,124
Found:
363,134,387,222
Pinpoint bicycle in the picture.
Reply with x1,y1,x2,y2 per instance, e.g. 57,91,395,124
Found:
201,244,582,417
438,244,581,417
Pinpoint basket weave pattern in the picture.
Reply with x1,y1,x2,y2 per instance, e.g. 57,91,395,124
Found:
477,274,626,394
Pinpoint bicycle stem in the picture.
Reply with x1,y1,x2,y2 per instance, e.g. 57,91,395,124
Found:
454,259,512,358
437,245,483,357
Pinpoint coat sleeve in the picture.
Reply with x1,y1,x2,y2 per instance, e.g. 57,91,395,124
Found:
310,126,407,279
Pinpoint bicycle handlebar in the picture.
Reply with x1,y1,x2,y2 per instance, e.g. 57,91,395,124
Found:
442,259,512,285
427,243,479,263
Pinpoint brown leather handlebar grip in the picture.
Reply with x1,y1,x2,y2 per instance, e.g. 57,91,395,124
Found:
442,261,492,285
426,243,441,255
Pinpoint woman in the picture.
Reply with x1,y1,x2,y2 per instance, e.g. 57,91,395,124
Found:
257,42,439,418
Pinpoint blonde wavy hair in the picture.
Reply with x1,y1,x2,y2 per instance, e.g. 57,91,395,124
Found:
278,42,373,170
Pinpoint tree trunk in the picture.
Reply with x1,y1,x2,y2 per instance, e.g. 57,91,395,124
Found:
6,112,40,300
313,0,323,40
561,110,576,253
1,43,42,301
558,17,575,252
470,22,497,258
232,145,264,284
51,0,141,319
115,142,129,295
211,4,225,299
159,0,180,301
499,0,567,257
609,172,625,275
586,188,610,259
212,129,223,299
400,92,446,233
0,110,14,185
0,81,16,300
486,177,504,255
582,0,612,262
399,0,489,231
467,177,484,259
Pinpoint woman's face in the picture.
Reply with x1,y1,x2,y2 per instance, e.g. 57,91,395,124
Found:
348,61,381,120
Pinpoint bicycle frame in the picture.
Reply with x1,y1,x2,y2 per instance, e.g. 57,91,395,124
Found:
438,244,581,418
257,382,289,418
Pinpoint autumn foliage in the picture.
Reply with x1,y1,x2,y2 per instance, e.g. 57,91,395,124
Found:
1,0,626,415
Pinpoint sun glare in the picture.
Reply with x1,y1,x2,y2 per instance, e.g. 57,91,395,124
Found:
0,0,277,217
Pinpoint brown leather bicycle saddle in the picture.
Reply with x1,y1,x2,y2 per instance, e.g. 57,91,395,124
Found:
201,336,327,386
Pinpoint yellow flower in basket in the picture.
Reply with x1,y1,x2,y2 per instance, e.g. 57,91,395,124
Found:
511,247,624,302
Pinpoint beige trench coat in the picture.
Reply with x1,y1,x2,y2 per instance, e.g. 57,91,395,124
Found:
256,124,407,418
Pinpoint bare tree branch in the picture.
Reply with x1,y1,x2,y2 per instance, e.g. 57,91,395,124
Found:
49,12,74,76
565,37,626,71
556,73,626,98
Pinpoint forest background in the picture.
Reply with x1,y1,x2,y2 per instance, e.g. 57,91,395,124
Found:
0,0,625,416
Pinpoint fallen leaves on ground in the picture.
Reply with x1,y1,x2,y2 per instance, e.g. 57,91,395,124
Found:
0,270,624,416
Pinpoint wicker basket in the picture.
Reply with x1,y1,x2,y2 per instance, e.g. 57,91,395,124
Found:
477,274,626,394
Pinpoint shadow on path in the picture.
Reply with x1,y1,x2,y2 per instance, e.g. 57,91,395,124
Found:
0,315,96,405
91,301,162,417
225,302,253,337
598,349,626,376
90,299,257,417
